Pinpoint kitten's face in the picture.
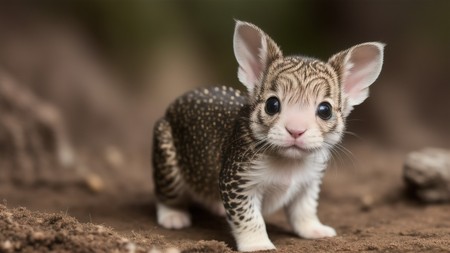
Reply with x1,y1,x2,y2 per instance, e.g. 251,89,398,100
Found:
249,57,345,159
234,21,384,159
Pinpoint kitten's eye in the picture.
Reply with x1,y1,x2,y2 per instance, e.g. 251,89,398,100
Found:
265,96,280,115
317,102,332,120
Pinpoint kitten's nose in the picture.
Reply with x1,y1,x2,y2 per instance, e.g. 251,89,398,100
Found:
286,127,305,139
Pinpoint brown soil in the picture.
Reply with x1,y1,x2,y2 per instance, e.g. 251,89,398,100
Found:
1,141,449,253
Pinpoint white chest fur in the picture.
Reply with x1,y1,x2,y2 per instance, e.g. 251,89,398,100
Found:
245,153,327,215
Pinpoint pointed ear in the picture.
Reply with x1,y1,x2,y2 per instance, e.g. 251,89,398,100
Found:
233,20,283,95
328,42,385,116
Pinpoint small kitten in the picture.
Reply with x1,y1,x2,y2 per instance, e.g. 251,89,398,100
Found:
152,20,384,252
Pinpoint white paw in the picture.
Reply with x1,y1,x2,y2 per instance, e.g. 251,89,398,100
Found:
235,228,276,252
156,203,191,229
297,222,336,239
238,240,276,252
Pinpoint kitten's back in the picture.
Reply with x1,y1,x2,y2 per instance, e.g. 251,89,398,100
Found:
165,86,246,199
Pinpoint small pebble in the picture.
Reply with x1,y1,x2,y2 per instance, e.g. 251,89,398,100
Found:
84,173,104,193
1,240,12,251
30,231,45,241
164,248,180,253
125,242,136,253
360,195,375,211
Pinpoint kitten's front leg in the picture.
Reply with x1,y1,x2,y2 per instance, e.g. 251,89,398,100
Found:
285,175,336,239
222,190,275,252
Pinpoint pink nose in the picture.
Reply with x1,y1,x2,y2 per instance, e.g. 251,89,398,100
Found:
286,128,305,139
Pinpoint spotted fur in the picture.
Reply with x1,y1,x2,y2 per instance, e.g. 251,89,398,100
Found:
153,87,246,214
152,20,384,252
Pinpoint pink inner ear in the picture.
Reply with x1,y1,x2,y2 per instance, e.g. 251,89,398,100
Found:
249,56,262,82
342,45,382,101
237,44,262,88
235,25,265,90
239,27,265,84
344,62,375,94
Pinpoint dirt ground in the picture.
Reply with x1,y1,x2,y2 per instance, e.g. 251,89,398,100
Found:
1,140,449,253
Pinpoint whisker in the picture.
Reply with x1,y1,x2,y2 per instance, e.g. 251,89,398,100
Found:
324,141,358,171
322,142,344,173
346,118,365,123
344,130,364,142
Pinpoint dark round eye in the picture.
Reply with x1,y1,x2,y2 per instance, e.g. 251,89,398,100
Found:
265,96,280,115
317,102,332,120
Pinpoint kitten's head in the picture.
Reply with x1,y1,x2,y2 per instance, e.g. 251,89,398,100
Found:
234,20,384,159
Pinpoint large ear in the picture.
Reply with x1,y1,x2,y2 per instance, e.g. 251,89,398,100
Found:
328,42,385,116
233,20,283,95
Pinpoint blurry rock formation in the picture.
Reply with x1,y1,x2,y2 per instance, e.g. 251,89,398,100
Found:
0,72,74,185
404,148,450,202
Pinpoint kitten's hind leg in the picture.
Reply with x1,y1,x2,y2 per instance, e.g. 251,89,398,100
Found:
156,202,191,229
152,118,191,229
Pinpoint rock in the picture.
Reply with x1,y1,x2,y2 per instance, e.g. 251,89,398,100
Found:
30,231,45,242
0,72,76,185
164,248,180,253
360,194,375,211
83,173,105,193
404,148,450,202
1,240,12,252
124,242,136,253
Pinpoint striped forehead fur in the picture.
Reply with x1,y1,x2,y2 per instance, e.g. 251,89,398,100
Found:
256,56,341,108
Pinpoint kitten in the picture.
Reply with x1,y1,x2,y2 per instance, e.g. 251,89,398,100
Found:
152,20,384,252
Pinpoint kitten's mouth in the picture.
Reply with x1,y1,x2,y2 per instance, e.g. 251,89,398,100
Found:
287,145,305,150
283,145,313,153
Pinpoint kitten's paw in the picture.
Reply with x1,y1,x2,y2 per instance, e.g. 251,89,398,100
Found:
238,240,276,252
156,203,191,229
297,222,336,239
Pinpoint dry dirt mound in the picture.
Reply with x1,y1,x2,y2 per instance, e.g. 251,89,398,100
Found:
0,204,148,253
0,204,233,253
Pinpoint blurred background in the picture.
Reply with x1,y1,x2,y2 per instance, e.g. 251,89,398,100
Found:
0,0,449,205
